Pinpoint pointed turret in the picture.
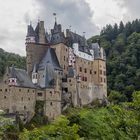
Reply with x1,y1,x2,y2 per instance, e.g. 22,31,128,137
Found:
50,21,65,45
26,24,36,43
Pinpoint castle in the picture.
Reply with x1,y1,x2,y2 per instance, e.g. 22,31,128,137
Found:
0,19,107,122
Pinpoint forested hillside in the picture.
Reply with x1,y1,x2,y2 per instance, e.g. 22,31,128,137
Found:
19,91,140,140
88,19,140,101
0,48,26,77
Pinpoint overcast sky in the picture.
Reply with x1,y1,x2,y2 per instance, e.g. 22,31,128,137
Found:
0,0,140,56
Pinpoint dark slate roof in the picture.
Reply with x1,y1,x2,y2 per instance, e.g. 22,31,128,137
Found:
9,67,36,88
68,67,75,78
44,63,56,88
91,43,101,59
50,22,65,45
38,48,62,71
46,31,51,43
91,43,106,60
34,22,39,42
9,65,16,78
26,24,36,37
66,29,87,46
66,29,91,55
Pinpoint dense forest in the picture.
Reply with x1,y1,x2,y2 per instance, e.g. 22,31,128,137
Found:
0,48,26,78
88,19,140,101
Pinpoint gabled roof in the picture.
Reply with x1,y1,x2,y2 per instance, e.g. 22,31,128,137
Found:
38,48,62,71
66,29,91,55
9,67,35,88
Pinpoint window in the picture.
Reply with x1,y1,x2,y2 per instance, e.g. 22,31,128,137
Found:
19,89,21,92
85,69,87,73
100,77,103,82
21,97,23,101
104,78,106,83
38,93,42,96
80,67,82,72
50,91,52,96
69,79,71,82
28,98,30,101
4,96,6,99
50,102,53,106
85,77,87,81
33,75,35,79
24,106,26,110
64,56,65,61
104,71,106,75
0,89,2,91
90,70,92,74
94,71,97,74
5,89,7,92
27,89,30,92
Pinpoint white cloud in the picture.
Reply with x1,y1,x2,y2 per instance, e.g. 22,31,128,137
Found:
0,0,140,56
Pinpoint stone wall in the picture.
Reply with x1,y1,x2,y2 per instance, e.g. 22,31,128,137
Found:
26,43,48,77
51,43,69,77
0,83,36,121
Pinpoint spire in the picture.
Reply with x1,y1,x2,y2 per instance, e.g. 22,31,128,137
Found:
53,13,57,25
26,24,36,43
26,24,35,37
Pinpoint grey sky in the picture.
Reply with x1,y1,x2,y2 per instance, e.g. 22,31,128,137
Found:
0,0,139,56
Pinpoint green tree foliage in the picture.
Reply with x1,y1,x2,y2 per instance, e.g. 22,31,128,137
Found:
19,91,140,140
89,19,140,100
0,111,14,139
20,115,80,140
0,48,26,78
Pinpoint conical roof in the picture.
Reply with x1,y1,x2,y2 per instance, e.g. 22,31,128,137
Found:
27,24,35,37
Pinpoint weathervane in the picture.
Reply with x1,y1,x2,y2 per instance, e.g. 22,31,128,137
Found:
53,13,57,22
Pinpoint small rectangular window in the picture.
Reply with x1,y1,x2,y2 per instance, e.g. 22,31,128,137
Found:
84,69,87,73
80,67,82,72
38,93,42,96
90,70,92,74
